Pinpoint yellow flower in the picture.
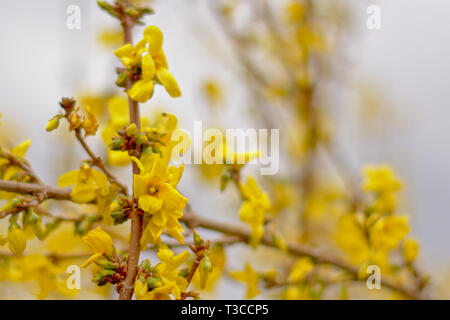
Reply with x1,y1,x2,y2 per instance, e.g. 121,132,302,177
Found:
81,105,99,136
286,2,305,23
128,54,156,102
148,112,190,166
370,216,410,251
143,26,181,98
136,248,191,300
230,263,260,299
202,79,223,105
132,155,188,246
58,163,109,203
336,214,369,265
362,165,403,213
289,258,314,283
238,176,271,247
81,227,115,268
362,164,402,194
134,278,149,299
283,285,312,300
7,226,27,256
403,238,419,263
11,139,31,158
1,140,32,182
6,254,77,299
114,39,147,69
115,26,181,103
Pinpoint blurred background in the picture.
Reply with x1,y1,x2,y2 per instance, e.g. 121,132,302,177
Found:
0,0,449,299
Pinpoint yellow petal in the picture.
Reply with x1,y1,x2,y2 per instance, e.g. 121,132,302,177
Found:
156,69,181,98
133,173,150,198
141,54,156,81
71,184,97,203
128,80,154,103
157,248,174,262
8,228,27,256
143,26,164,55
81,252,103,268
12,140,31,158
130,156,145,174
91,169,109,196
82,227,114,255
138,194,163,213
58,170,80,188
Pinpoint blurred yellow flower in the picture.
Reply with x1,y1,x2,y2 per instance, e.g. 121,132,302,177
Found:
230,263,260,299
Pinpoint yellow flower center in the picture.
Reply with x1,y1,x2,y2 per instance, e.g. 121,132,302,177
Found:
149,185,159,195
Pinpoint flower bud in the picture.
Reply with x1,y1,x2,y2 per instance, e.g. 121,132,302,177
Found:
147,276,163,289
46,116,60,132
126,123,138,136
147,128,160,140
111,210,127,224
199,255,212,289
8,227,27,256
109,138,125,151
110,200,121,212
116,72,129,87
94,258,119,270
140,259,151,271
193,230,204,246
28,211,45,241
178,268,189,278
136,134,148,146
93,269,115,284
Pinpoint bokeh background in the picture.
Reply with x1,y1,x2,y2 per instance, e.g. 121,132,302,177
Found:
0,0,449,298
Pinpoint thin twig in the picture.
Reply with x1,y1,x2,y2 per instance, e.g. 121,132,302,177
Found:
0,149,43,184
181,207,427,300
74,129,128,195
0,180,71,200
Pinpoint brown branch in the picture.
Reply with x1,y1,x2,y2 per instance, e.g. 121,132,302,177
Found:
0,251,89,262
0,149,43,184
118,0,142,300
74,129,128,195
0,198,43,219
0,180,71,201
181,207,427,300
186,255,202,286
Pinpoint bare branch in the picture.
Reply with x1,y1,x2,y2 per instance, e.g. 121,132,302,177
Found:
181,206,427,300
74,129,128,195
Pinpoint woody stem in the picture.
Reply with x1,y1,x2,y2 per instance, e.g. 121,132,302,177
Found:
118,0,143,301
74,129,128,194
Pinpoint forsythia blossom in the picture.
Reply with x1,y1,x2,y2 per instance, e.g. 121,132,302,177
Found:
58,163,110,203
238,176,271,247
114,26,181,102
134,248,190,300
132,154,187,247
230,263,261,299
